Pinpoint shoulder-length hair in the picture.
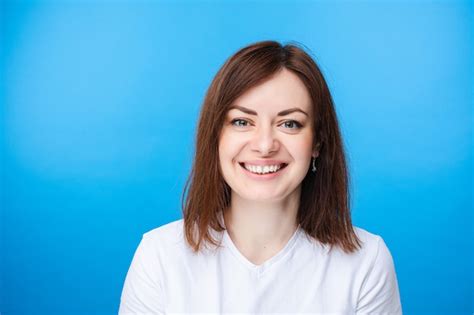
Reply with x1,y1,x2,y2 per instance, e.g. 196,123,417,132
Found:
182,40,361,254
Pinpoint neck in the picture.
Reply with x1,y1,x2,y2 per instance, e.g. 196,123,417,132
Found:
223,189,300,261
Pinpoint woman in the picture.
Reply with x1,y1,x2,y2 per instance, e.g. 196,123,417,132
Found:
119,40,402,314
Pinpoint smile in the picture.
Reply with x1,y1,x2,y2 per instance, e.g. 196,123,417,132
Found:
239,162,288,175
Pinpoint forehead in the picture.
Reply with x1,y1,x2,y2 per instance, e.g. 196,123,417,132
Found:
230,68,312,113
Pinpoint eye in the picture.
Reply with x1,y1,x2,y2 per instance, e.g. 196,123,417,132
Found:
281,120,303,129
230,119,250,127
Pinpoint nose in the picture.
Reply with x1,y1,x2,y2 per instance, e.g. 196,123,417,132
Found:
250,124,280,156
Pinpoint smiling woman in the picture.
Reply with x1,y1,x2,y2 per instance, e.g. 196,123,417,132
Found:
119,40,402,314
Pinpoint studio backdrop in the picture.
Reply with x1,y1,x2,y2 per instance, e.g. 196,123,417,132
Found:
1,1,472,314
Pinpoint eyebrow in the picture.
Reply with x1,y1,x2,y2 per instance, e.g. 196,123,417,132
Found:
228,105,308,117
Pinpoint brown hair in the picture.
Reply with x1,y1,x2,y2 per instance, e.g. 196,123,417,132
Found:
182,40,361,254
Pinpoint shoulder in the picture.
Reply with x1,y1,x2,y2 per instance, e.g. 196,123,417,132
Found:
353,226,381,244
351,226,397,276
351,227,402,313
353,226,382,253
129,218,190,275
119,220,185,313
141,218,185,248
321,226,394,270
143,218,184,238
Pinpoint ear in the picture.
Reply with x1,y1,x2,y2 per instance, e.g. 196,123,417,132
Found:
312,141,322,158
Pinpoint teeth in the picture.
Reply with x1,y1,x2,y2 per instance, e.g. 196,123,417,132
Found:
244,163,283,174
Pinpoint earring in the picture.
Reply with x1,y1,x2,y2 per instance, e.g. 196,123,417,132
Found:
312,157,317,173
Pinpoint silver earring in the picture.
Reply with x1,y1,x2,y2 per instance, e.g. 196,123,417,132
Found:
312,157,317,173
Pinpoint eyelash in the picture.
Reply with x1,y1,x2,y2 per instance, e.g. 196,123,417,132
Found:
230,118,303,129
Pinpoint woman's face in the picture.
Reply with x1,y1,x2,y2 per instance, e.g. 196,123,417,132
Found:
218,68,319,202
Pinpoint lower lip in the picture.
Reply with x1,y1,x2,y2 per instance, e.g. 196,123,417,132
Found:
239,164,287,181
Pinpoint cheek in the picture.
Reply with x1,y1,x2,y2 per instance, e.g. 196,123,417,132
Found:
218,132,247,162
287,134,314,159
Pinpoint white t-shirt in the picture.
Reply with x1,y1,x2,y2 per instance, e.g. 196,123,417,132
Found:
119,216,402,314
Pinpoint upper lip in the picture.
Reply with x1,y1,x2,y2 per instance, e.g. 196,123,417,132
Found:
239,160,288,166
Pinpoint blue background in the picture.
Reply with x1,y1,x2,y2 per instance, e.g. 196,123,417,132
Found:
1,0,472,314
